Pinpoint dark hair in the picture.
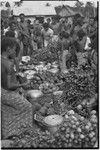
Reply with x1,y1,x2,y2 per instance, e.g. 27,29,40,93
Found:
59,31,69,39
19,13,25,17
74,13,81,19
47,18,51,21
27,19,31,24
5,31,15,37
43,22,49,28
77,29,86,39
76,18,83,26
1,37,17,54
9,15,15,21
9,21,16,27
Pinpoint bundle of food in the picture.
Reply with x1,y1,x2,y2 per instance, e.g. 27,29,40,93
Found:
33,110,97,148
61,66,96,107
10,108,98,148
39,82,59,94
21,56,31,64
32,43,59,63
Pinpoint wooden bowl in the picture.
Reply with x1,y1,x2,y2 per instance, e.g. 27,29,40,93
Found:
27,90,43,99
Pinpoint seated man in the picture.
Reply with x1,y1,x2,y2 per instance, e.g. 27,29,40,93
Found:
1,37,33,139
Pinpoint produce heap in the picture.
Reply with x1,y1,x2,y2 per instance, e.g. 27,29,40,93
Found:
11,44,98,148
32,41,59,63
10,109,97,148
59,65,97,118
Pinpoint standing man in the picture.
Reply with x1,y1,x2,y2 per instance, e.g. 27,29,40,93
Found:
18,13,33,56
41,23,54,47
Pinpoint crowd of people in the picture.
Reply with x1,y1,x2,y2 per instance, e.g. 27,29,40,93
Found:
1,13,98,140
1,13,98,70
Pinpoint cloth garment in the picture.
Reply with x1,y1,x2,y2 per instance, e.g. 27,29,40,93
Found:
1,88,33,139
84,36,91,50
41,28,54,47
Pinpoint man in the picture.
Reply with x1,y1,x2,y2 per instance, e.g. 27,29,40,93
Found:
1,37,33,139
3,18,9,36
51,16,60,35
88,18,95,36
41,22,54,47
5,21,19,39
5,21,23,65
58,18,67,33
46,18,52,28
18,13,33,56
33,19,43,49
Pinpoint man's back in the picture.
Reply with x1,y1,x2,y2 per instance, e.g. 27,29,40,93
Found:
1,58,10,89
1,58,17,90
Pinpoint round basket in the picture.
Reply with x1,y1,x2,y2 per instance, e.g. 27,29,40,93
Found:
43,115,63,133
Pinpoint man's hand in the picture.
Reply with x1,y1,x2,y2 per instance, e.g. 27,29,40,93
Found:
21,80,31,89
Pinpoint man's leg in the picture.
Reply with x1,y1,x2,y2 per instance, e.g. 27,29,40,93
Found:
61,50,69,73
1,89,33,139
23,44,28,56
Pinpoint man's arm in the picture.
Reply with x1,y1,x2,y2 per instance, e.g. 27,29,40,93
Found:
49,29,54,38
77,36,87,51
41,30,44,47
7,63,29,90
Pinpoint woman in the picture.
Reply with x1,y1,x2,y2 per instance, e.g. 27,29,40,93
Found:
1,37,33,139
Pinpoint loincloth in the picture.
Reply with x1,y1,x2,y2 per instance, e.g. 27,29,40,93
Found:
1,88,33,139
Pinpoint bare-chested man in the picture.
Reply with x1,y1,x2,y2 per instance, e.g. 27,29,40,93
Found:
1,37,33,139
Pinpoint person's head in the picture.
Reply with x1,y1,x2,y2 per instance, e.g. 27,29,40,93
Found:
74,13,81,20
43,22,49,31
9,21,16,31
89,18,94,25
3,20,9,29
19,13,25,22
76,18,83,26
73,13,82,26
52,15,60,23
40,18,44,25
59,31,70,40
60,18,65,25
5,30,15,37
77,29,86,40
46,18,51,24
27,19,31,25
9,15,16,22
1,37,17,59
